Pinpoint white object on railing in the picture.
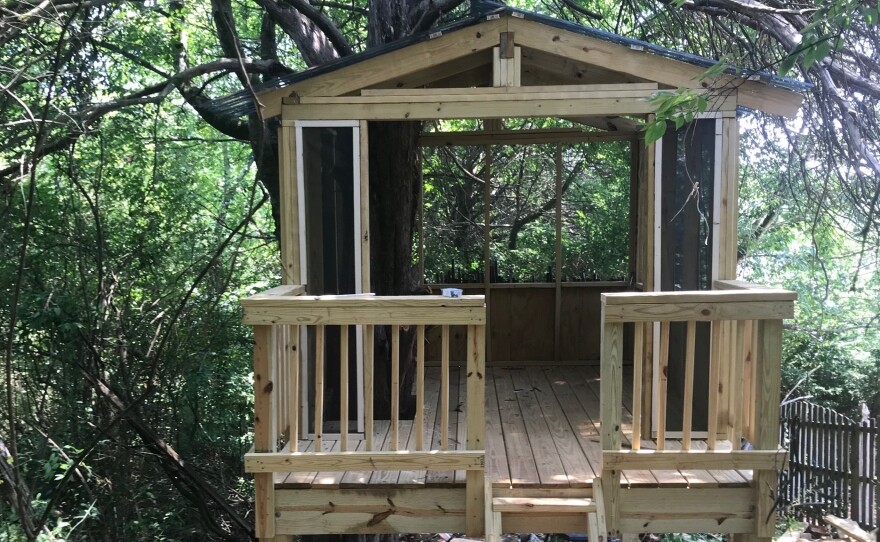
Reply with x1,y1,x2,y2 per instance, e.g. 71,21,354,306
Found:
442,288,463,298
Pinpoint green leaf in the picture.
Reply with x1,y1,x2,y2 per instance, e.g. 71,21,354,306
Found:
644,121,667,145
778,54,798,76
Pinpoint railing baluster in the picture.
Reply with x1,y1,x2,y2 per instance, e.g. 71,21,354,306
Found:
731,319,746,445
441,324,450,451
657,321,670,450
364,324,373,450
707,320,720,450
632,321,644,451
391,324,400,451
682,320,696,450
315,325,325,451
340,324,349,451
289,325,300,451
416,324,425,450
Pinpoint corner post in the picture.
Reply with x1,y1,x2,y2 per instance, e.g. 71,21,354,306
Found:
253,325,278,539
599,299,623,536
465,323,487,536
753,318,783,540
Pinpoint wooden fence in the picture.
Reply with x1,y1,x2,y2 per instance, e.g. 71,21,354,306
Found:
780,401,878,530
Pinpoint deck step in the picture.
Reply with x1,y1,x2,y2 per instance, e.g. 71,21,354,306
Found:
492,497,596,513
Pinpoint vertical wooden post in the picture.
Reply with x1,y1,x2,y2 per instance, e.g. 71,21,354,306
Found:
359,120,370,294
657,321,670,450
600,314,623,535
441,324,450,450
416,324,425,450
364,324,374,450
314,325,325,451
391,324,400,451
279,126,300,286
753,318,783,539
554,144,563,362
253,325,277,539
340,325,349,451
639,133,655,437
631,321,643,451
682,320,696,450
707,320,721,450
482,144,492,363
288,325,300,451
465,324,486,536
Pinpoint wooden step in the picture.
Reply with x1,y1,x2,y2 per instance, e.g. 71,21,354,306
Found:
492,497,596,513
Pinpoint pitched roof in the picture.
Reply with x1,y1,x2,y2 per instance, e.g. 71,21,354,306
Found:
206,5,809,119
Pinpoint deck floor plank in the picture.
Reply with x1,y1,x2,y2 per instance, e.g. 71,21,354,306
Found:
398,366,443,486
509,368,570,487
484,368,511,486
339,420,389,487
493,367,541,488
526,366,595,487
426,366,461,486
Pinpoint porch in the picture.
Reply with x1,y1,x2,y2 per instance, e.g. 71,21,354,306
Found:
242,282,794,539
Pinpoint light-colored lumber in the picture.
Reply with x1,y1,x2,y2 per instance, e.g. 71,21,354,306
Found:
588,512,601,542
255,472,276,538
247,284,306,299
245,450,485,473
601,297,795,323
391,324,400,451
601,450,788,471
278,126,300,285
682,320,696,449
288,325,300,451
314,325,325,450
242,294,487,326
708,320,721,449
359,120,370,293
339,324,349,451
486,479,501,542
594,476,611,537
465,324,486,535
508,16,801,118
617,487,755,533
254,325,278,453
492,497,595,513
441,324,450,450
364,83,659,96
657,321,669,449
298,89,692,104
282,93,736,121
603,289,797,305
416,324,425,450
274,488,467,535
599,322,624,452
631,321,644,451
753,318,784,538
420,129,636,147
364,324,373,450
824,514,877,542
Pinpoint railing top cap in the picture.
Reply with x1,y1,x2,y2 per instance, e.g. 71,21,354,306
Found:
241,291,486,308
601,289,798,305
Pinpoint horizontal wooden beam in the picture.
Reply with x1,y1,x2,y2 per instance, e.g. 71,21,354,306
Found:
245,450,486,473
492,497,595,513
275,488,466,535
242,294,486,325
420,129,636,147
618,487,755,534
282,93,736,121
361,83,659,96
602,449,788,471
601,290,796,322
294,88,664,105
713,279,777,291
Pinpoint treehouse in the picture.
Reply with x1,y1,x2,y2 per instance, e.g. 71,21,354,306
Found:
231,5,805,541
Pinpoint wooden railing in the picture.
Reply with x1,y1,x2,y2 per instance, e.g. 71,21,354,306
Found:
240,287,487,538
599,285,796,537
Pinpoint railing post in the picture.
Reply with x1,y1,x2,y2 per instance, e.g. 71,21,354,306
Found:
600,318,623,536
465,324,486,536
753,318,783,540
253,325,277,539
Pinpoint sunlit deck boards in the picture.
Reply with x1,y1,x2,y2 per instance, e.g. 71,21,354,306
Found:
276,365,751,490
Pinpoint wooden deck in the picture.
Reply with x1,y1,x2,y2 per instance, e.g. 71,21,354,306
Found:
277,365,750,490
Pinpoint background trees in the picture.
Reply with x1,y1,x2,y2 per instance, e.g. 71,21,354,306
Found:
1,0,878,539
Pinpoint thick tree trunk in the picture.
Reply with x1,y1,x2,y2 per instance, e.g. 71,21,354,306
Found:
369,121,422,419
